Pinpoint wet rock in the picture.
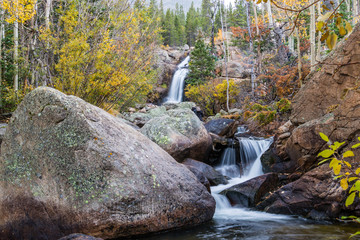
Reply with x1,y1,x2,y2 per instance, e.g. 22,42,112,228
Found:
58,234,103,240
204,118,237,137
183,158,228,186
257,165,346,220
221,173,279,208
141,108,212,162
260,147,286,173
0,87,215,239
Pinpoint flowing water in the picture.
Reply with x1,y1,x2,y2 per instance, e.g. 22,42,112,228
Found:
164,56,190,103
140,133,359,239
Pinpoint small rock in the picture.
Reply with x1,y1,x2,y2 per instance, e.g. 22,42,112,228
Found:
183,158,228,186
128,107,136,112
221,173,279,207
278,120,292,134
228,108,243,115
278,132,291,140
220,110,228,115
204,118,236,137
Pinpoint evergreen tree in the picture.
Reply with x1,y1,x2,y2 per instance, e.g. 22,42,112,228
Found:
185,2,199,46
186,39,215,85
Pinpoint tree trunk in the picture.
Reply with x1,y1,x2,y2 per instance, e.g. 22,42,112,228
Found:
316,2,322,62
246,1,253,51
289,35,294,52
252,1,262,73
310,0,316,71
0,10,3,108
296,27,302,87
14,21,19,92
353,0,359,26
266,0,276,48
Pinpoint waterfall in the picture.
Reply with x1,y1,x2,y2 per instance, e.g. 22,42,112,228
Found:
212,133,273,214
164,56,190,103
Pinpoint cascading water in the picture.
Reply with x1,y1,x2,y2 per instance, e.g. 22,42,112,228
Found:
212,132,274,214
164,56,190,103
144,127,359,239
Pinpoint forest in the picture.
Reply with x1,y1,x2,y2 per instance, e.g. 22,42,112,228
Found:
0,0,360,239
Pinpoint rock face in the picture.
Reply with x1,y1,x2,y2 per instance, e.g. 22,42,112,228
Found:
286,23,360,170
263,23,360,220
257,165,348,220
221,173,279,208
183,159,228,186
141,108,212,162
0,87,215,239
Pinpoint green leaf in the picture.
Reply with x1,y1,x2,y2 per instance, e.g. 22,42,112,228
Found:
349,181,360,193
346,192,356,207
326,32,338,50
351,143,360,149
331,141,345,151
349,177,359,182
343,151,354,158
318,158,330,165
350,231,360,238
341,215,358,220
318,149,334,158
334,175,344,180
319,132,329,142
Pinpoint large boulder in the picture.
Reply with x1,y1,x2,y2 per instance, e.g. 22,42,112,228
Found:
183,158,228,186
0,87,215,239
220,173,279,208
257,165,349,220
141,108,212,162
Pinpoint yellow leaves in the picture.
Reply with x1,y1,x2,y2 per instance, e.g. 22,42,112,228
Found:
345,21,353,34
326,32,338,50
317,12,332,22
346,192,356,207
317,149,334,158
319,132,329,143
341,178,349,190
343,151,355,158
1,0,37,23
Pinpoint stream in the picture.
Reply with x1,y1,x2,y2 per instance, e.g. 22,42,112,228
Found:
140,133,359,239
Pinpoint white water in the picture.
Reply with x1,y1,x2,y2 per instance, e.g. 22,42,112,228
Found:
164,56,190,103
212,136,289,221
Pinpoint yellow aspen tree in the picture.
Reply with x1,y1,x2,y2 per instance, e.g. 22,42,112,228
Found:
1,0,37,91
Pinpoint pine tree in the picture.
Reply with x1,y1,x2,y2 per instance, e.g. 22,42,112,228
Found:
186,39,215,85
